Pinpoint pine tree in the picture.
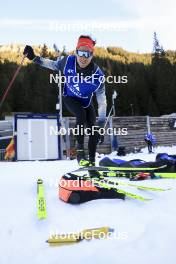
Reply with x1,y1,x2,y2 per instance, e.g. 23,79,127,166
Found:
152,32,165,60
40,44,49,57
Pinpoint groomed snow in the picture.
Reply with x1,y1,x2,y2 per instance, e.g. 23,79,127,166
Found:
0,146,176,264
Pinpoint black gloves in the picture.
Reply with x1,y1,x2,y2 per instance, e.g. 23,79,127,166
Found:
23,45,36,60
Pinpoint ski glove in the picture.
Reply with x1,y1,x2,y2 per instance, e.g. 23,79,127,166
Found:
23,45,36,60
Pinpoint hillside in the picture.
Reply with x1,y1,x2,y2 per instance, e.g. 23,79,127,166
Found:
0,43,176,116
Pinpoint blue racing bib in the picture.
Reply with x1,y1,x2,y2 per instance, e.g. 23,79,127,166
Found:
63,55,104,107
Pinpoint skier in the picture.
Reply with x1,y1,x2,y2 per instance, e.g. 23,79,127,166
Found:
23,35,107,166
144,133,156,153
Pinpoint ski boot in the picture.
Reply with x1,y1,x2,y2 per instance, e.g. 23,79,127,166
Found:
77,149,90,167
88,161,101,178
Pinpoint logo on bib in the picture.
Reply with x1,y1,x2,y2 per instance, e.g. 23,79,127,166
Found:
68,69,74,74
73,84,80,92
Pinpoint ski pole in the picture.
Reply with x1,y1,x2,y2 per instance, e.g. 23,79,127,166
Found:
0,54,26,110
53,44,64,159
104,90,118,129
100,91,118,146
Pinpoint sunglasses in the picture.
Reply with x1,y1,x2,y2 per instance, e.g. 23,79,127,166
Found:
76,50,93,58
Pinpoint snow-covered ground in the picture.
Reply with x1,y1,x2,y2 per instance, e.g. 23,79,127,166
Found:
0,146,176,264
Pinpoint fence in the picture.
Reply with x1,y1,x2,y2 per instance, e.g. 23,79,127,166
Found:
65,116,176,155
0,116,176,160
0,149,6,161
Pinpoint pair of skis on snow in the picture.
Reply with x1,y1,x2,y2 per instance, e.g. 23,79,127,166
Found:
68,164,173,201
74,164,176,179
36,163,175,216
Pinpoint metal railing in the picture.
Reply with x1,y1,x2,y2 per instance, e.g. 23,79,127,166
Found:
0,149,6,161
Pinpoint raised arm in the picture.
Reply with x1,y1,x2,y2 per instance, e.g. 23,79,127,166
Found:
23,45,67,72
33,56,68,72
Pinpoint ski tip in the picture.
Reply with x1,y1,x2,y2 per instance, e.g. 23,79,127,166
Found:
37,178,43,184
156,188,172,192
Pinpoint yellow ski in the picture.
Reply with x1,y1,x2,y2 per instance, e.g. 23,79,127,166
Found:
92,179,151,201
37,179,47,220
46,226,113,244
103,179,171,192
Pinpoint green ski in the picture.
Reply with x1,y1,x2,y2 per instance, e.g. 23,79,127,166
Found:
91,178,151,202
78,173,170,192
37,179,47,220
99,171,176,180
73,165,167,173
154,172,176,179
75,174,171,201
74,167,176,180
101,178,171,192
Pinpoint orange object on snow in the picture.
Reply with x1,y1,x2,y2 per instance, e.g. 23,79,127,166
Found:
5,138,15,160
59,173,125,204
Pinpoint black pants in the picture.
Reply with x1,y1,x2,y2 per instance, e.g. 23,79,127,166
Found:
63,96,98,162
